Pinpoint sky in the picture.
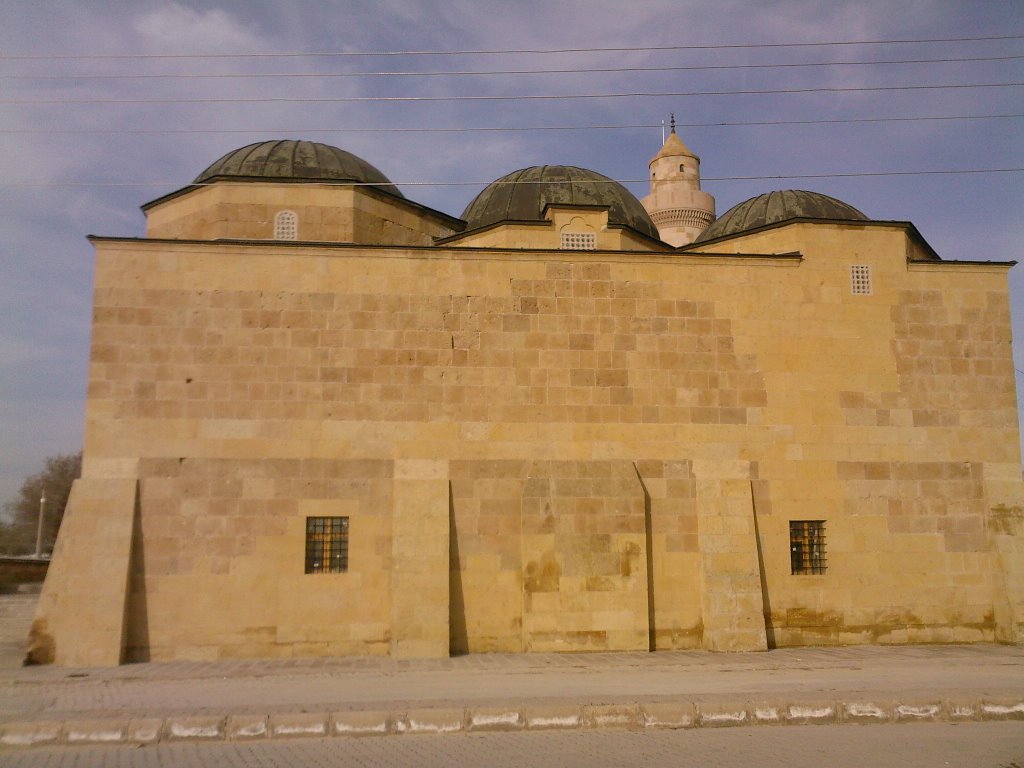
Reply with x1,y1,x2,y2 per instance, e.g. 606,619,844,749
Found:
0,0,1021,511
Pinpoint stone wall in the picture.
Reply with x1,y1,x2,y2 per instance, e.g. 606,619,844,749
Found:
34,219,1023,663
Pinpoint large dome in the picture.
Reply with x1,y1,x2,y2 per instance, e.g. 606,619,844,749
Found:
193,140,404,198
462,165,659,240
693,189,867,243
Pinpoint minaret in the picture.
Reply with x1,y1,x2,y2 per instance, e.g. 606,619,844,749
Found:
640,115,715,247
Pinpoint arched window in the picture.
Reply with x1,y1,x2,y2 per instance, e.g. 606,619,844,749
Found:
274,210,298,240
559,216,597,250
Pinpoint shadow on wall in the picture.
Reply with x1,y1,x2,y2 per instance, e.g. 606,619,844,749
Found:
634,468,656,652
126,490,150,662
449,482,468,656
750,476,777,650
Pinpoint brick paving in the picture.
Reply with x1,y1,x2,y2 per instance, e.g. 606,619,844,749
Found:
3,724,1024,768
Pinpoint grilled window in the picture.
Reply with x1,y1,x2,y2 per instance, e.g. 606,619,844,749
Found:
790,520,826,575
305,516,348,574
850,264,872,295
274,210,298,240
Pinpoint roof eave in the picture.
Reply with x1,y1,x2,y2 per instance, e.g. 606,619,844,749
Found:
436,217,671,250
685,217,945,260
139,179,464,230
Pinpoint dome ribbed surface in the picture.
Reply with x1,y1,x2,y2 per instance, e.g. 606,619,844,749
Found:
694,189,867,243
462,165,658,240
193,140,403,198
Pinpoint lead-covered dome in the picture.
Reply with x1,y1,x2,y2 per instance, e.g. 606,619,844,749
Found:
693,189,867,243
193,140,404,198
462,165,659,240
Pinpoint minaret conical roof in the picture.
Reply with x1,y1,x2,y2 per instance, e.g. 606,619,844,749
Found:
652,129,697,162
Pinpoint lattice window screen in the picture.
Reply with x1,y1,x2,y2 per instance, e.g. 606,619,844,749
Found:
560,232,596,251
275,210,298,240
850,264,872,295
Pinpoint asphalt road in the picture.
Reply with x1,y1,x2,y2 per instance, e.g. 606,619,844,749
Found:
2,722,1022,768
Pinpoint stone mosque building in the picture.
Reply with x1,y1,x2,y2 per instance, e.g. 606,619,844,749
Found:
29,125,1024,666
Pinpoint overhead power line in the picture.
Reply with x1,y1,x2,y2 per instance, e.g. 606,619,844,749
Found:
4,54,1022,80
1,114,1020,135
2,34,1022,60
5,168,1021,189
5,82,1021,105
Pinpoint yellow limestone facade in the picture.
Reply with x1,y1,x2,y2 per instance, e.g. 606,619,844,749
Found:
29,137,1024,666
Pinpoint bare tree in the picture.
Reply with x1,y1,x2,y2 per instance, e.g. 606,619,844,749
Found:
0,452,82,556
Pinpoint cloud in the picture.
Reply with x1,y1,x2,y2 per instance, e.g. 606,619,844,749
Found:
133,3,262,53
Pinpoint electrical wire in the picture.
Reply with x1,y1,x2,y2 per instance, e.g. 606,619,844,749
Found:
5,82,1021,105
4,168,1021,189
0,114,1019,135
3,34,1022,60
4,55,1022,80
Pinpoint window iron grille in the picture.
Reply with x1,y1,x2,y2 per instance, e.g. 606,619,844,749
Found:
305,516,348,574
790,520,827,575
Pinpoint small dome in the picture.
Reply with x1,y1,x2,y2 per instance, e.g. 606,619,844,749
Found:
693,190,867,243
193,140,404,198
462,165,659,240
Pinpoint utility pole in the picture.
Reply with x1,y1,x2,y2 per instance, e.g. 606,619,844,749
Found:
35,492,45,558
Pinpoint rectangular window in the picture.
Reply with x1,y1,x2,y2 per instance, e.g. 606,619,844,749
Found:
560,232,596,251
850,264,872,295
790,520,826,575
305,516,349,574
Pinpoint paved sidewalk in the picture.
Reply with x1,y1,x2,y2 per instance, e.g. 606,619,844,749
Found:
0,642,1022,749
2,592,1023,749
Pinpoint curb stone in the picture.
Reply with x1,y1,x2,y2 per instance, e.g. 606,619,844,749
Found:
332,711,391,737
394,708,465,735
641,702,697,729
785,703,837,725
0,722,61,747
126,718,162,744
467,707,523,732
697,703,749,728
947,702,977,721
269,712,329,738
749,703,784,725
522,706,582,730
844,702,891,724
165,716,224,741
583,704,641,730
894,703,942,722
980,700,1024,720
64,719,128,744
0,697,1021,749
226,714,268,740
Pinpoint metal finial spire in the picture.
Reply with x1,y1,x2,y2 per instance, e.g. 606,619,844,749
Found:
670,113,676,134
